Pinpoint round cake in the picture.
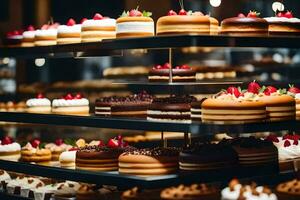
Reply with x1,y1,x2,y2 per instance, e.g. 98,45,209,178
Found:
119,147,179,176
21,25,36,47
221,11,268,36
81,13,116,42
26,93,51,114
21,141,52,166
57,18,81,44
0,136,21,162
35,23,59,46
116,9,154,38
161,184,220,200
276,179,300,200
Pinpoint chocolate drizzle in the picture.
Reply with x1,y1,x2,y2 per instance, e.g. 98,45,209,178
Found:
152,95,197,104
221,137,274,148
78,145,136,153
96,91,153,104
123,147,180,157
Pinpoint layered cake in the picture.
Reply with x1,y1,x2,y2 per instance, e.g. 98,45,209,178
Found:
222,179,277,200
95,91,153,118
26,93,51,114
265,11,300,35
147,95,196,123
201,86,266,124
179,142,238,173
45,139,72,161
259,86,295,121
35,23,59,46
59,149,77,169
221,11,268,36
161,184,220,200
191,98,206,122
21,140,52,165
288,85,300,120
76,136,131,171
119,147,179,176
148,63,196,82
21,25,36,47
276,179,300,200
52,93,89,116
81,13,116,42
0,136,21,161
3,30,23,46
117,9,154,38
57,18,82,44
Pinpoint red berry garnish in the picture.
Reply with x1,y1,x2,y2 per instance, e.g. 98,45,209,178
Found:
1,136,13,145
265,135,279,143
67,18,76,26
69,147,79,151
288,85,300,94
36,93,45,99
74,93,83,99
55,139,64,146
163,63,171,69
283,134,292,140
247,11,260,18
263,86,277,96
175,66,180,69
179,9,187,15
168,10,177,16
294,140,299,145
31,139,41,148
93,13,103,20
284,11,293,19
64,93,73,100
80,18,88,24
154,65,162,70
247,81,261,94
129,9,142,17
238,13,246,17
13,30,20,35
107,138,119,148
276,12,284,18
180,65,190,70
227,87,241,98
41,24,49,30
284,140,291,147
27,25,35,31
98,140,105,147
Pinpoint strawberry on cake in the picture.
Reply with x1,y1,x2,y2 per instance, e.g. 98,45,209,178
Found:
52,93,89,116
0,136,21,162
3,30,23,47
35,23,59,46
26,93,51,114
116,8,154,38
57,18,82,44
21,25,36,47
81,13,116,42
148,63,196,82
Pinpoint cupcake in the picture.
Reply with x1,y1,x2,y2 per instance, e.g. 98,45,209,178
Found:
276,179,300,200
0,136,21,161
22,25,36,47
57,18,82,44
20,177,44,198
33,184,60,200
45,139,73,161
53,181,81,200
26,93,51,114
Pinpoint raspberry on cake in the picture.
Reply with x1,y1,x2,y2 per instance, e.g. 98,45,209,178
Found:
147,95,197,123
118,147,179,176
52,93,89,116
148,63,196,82
26,93,51,114
95,91,153,118
265,11,300,35
81,13,116,42
0,136,21,162
57,18,82,44
35,23,59,46
4,30,23,47
221,11,268,36
116,8,154,38
21,25,36,47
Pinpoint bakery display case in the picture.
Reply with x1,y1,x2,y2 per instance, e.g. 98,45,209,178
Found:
1,0,300,199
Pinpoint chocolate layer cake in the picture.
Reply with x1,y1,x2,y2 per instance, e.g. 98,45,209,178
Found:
191,99,206,122
147,95,196,123
95,91,153,118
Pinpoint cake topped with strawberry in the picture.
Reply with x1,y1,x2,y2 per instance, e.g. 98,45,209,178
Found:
57,18,82,44
22,25,36,47
35,22,60,46
0,136,21,161
157,0,218,35
264,10,300,35
3,30,23,46
26,93,51,114
221,10,268,36
81,13,116,42
148,63,196,82
21,139,52,165
116,7,154,38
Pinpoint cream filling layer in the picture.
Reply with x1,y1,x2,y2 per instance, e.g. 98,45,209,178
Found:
202,114,266,120
202,109,266,115
117,22,154,33
147,117,191,124
147,110,191,115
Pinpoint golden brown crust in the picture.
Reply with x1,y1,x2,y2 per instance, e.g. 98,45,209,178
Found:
202,98,266,109
117,17,153,23
116,32,154,38
157,15,210,25
259,95,295,106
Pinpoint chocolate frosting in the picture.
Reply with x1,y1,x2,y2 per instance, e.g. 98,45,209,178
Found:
220,137,274,148
95,91,153,105
221,17,268,26
152,95,197,104
123,147,180,157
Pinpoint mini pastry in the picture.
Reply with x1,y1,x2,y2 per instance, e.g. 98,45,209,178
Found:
0,170,11,191
22,25,36,47
3,30,23,46
20,177,44,198
265,11,300,35
35,23,59,46
276,179,300,200
161,184,220,200
117,8,154,38
26,93,51,114
119,147,179,176
52,93,89,116
45,139,73,161
76,184,99,200
59,149,77,169
95,91,153,118
0,136,21,161
81,13,116,42
122,187,161,200
33,184,60,200
147,95,197,123
57,18,82,44
53,181,81,199
222,179,277,200
148,63,196,82
21,139,52,165
6,176,29,195
221,11,268,36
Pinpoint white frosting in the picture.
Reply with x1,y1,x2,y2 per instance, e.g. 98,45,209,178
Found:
26,98,51,107
221,184,242,200
82,18,116,28
116,21,154,33
22,142,37,153
295,93,300,100
33,184,59,200
0,142,21,152
7,177,29,188
216,92,260,102
273,137,300,160
264,17,300,23
23,31,35,39
52,98,89,107
59,151,76,162
0,170,11,182
45,143,72,152
58,24,81,34
35,29,57,37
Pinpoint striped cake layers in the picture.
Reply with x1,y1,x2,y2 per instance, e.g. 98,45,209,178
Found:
116,17,155,38
295,99,300,120
190,99,206,122
148,68,196,82
201,98,267,124
260,95,296,122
